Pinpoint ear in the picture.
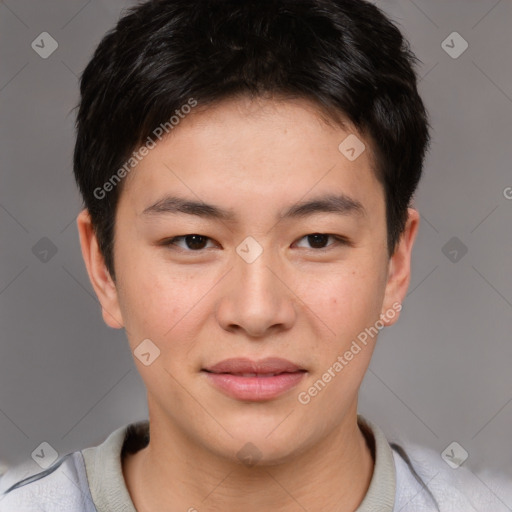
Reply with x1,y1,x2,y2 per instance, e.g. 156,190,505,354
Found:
380,208,420,326
76,209,124,329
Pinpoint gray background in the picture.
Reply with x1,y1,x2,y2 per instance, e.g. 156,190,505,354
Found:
0,0,511,496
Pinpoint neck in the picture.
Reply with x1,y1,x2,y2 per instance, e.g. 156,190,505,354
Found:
123,404,374,512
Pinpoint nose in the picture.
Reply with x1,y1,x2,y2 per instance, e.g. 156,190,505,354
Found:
215,246,297,338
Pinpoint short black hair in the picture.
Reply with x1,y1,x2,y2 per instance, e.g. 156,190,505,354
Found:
73,0,431,281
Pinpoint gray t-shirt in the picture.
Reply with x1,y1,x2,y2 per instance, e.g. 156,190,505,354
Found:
81,414,396,512
1,414,510,511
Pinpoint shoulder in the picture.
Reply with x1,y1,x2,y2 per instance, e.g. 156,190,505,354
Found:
391,441,512,511
0,421,144,512
0,451,96,512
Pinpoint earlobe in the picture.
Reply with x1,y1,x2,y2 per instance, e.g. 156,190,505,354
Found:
380,208,420,327
76,209,124,329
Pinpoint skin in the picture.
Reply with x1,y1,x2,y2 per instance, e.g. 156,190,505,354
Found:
77,96,419,512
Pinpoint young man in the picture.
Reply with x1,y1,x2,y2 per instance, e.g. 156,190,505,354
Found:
1,1,509,511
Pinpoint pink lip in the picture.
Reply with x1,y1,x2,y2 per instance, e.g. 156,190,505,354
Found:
203,357,306,401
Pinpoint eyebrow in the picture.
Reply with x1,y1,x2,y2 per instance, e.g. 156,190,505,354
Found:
141,193,366,221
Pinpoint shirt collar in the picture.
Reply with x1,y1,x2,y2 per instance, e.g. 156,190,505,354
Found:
355,414,396,511
82,414,396,512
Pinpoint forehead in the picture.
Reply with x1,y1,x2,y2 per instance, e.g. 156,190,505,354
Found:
118,96,383,220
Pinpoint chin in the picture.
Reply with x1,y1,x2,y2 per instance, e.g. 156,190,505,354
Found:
212,423,312,467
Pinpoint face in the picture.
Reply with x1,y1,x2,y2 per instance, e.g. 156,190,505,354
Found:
78,96,418,464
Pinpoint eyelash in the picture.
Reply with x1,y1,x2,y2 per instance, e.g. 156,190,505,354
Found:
160,233,350,252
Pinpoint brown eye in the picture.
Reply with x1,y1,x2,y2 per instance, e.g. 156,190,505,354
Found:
183,235,209,250
295,233,347,250
306,234,330,249
163,234,214,251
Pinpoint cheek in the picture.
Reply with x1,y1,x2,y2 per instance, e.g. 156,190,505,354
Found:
304,267,386,345
118,270,212,387
116,255,207,346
